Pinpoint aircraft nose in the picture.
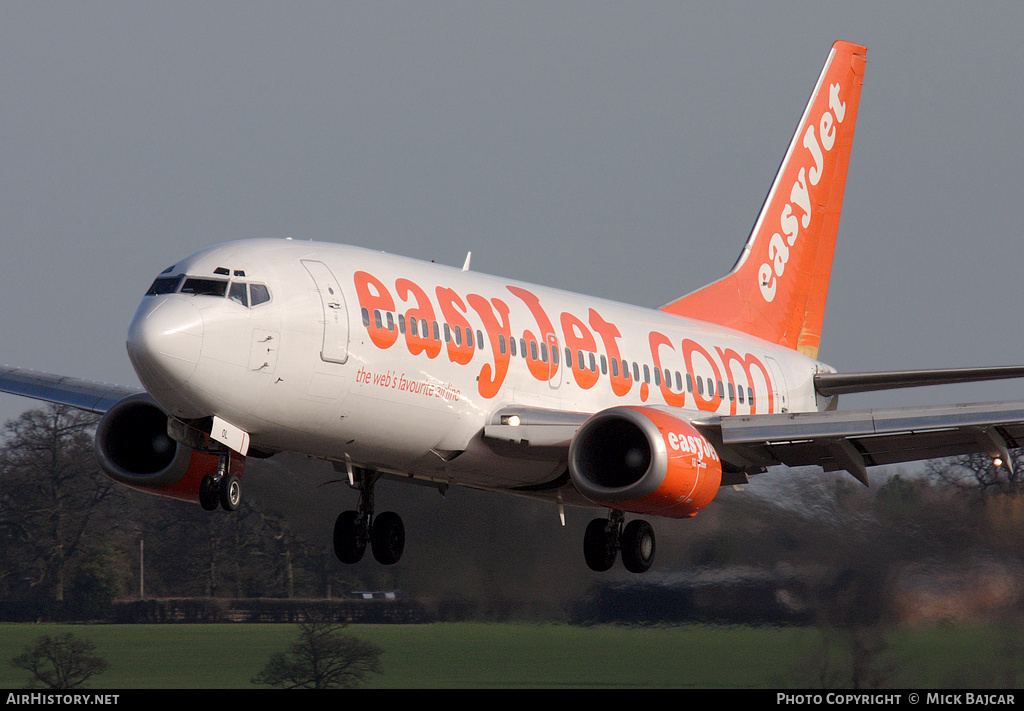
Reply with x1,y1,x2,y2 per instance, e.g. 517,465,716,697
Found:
127,298,204,391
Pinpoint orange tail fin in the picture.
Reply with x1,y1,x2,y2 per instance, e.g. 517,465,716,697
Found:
660,41,866,360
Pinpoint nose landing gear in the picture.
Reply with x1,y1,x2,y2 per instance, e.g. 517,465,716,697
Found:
199,451,242,511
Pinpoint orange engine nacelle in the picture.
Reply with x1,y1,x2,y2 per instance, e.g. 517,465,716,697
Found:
568,406,722,518
94,394,244,504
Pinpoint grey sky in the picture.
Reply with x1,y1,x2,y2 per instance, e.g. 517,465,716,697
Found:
3,1,1024,427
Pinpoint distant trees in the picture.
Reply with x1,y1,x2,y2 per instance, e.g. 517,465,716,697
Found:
924,450,1024,496
4,401,1024,632
0,405,354,617
0,406,122,606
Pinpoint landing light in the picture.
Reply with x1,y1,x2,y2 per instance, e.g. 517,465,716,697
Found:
502,415,521,427
994,457,1004,468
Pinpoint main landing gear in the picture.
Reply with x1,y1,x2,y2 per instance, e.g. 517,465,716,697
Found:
333,468,405,566
584,510,656,574
199,451,241,512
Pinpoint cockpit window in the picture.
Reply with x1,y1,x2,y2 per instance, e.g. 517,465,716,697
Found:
228,282,248,307
181,278,228,297
146,275,183,295
250,283,271,306
146,271,270,308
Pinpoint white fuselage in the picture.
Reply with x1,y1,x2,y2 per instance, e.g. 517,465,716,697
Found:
127,238,832,500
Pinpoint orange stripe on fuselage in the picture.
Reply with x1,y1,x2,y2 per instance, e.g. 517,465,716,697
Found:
352,271,782,415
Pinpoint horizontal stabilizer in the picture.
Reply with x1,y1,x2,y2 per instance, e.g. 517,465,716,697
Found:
814,366,1024,396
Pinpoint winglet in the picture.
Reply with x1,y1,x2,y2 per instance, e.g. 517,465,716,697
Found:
660,41,867,360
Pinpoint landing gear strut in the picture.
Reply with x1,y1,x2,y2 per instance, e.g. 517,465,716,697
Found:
199,451,241,512
583,511,655,574
332,468,405,565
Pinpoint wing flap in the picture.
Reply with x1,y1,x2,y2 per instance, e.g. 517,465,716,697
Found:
710,401,1024,483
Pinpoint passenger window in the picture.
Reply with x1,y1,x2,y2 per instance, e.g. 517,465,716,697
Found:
499,335,506,354
433,321,440,341
477,330,484,350
374,310,383,330
228,282,248,307
361,308,370,328
611,359,619,377
697,377,704,396
398,314,406,334
653,367,661,386
589,353,596,372
386,312,395,332
410,318,419,337
728,383,735,401
643,365,650,384
600,356,607,375
510,338,517,357
686,373,693,393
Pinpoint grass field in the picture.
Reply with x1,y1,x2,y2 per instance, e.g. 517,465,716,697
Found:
0,622,1017,688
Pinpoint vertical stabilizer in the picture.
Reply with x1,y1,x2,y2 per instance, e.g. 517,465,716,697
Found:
660,41,866,359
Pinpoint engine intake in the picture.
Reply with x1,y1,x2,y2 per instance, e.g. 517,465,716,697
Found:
568,406,722,518
95,394,237,503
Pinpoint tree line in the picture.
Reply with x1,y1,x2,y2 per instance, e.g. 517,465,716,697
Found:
2,404,1024,625
0,406,357,619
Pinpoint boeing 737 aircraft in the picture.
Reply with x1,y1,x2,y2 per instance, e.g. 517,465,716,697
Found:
5,41,1024,573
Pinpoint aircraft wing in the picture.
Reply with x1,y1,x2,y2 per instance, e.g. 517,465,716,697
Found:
6,365,1023,488
482,401,1024,486
0,366,141,414
701,401,1024,484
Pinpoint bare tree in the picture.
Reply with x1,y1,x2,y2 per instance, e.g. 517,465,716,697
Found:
925,451,1024,497
10,632,109,689
252,619,383,689
0,405,123,603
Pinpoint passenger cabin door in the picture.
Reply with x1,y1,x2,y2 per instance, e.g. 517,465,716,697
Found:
765,356,789,413
302,260,350,365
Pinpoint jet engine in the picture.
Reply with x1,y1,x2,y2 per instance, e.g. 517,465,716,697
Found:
94,394,243,504
568,406,722,518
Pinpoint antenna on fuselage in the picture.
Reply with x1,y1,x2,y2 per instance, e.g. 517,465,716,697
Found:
462,252,472,271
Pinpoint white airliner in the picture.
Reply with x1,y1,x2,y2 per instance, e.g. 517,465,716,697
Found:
4,41,1024,573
